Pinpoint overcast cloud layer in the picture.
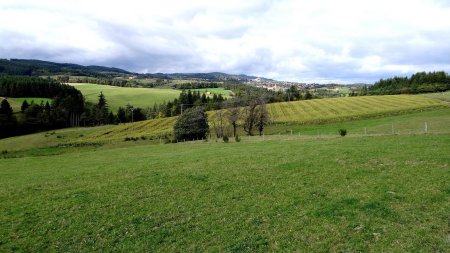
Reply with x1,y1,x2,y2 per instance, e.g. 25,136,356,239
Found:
1,0,450,83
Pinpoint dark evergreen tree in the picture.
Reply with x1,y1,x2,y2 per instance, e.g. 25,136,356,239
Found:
0,99,17,138
94,92,110,125
21,100,29,113
0,99,13,116
117,107,127,123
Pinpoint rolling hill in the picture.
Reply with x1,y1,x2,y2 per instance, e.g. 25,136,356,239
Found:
0,59,132,77
1,90,449,252
77,94,446,142
0,94,446,151
0,58,268,82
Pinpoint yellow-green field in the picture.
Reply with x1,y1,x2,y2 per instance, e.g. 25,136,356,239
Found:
264,95,442,124
71,84,180,112
420,90,450,102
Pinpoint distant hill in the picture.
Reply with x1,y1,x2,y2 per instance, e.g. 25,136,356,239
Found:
0,59,271,82
137,72,272,82
0,59,132,77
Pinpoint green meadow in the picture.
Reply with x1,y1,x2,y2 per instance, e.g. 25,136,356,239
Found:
72,84,181,112
0,132,449,251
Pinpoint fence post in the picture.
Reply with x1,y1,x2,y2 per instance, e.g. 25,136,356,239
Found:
391,123,394,135
425,122,428,134
364,127,367,136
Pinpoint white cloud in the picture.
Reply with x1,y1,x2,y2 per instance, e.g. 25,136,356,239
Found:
0,0,449,83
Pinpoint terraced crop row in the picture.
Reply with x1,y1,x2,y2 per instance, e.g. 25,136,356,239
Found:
267,95,445,123
82,95,446,142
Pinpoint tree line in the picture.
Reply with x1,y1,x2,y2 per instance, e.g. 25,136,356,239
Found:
172,82,219,89
147,89,226,118
0,76,85,138
67,76,168,88
173,97,270,142
369,71,450,95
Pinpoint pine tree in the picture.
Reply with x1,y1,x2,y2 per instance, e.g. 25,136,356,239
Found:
117,107,127,123
95,92,110,124
0,99,13,116
21,100,29,113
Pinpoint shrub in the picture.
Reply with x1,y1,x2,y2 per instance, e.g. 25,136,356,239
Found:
339,129,347,137
173,107,209,141
235,135,241,142
223,135,229,143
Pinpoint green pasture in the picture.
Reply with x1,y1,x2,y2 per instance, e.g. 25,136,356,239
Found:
72,84,180,112
0,132,449,251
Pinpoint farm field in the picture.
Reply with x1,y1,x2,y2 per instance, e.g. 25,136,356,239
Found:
1,106,449,158
419,90,450,102
0,95,447,151
264,95,444,124
82,95,447,142
72,84,180,112
0,133,449,251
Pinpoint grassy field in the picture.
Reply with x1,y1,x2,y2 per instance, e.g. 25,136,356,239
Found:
1,93,449,251
419,90,450,102
72,84,180,112
1,97,52,112
263,95,443,124
0,133,449,251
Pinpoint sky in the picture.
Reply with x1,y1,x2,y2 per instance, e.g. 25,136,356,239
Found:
1,0,450,83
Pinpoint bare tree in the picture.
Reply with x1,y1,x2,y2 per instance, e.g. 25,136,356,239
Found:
243,100,259,136
256,100,269,136
212,109,227,138
227,107,240,137
243,98,270,136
